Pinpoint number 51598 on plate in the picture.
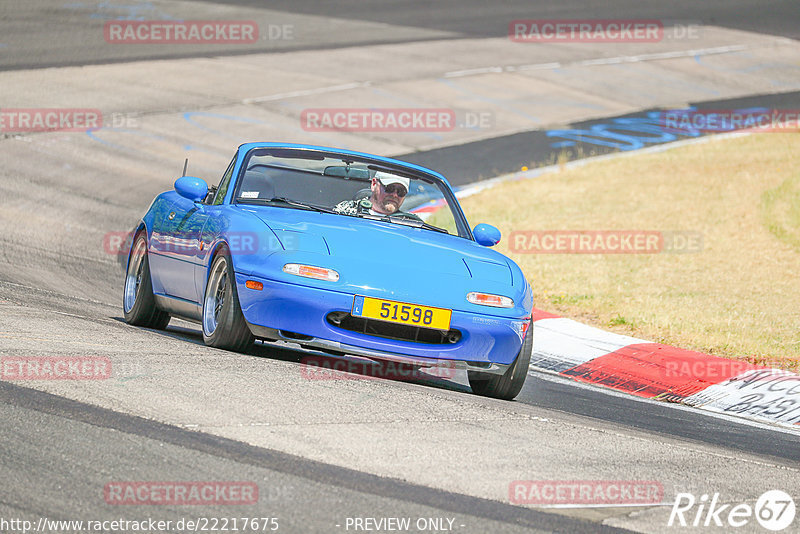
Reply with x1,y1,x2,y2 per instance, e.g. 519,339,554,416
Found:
352,296,452,330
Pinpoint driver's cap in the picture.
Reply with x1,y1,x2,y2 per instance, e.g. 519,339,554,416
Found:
375,171,410,192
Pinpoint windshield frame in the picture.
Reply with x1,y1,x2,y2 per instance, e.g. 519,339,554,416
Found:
231,146,473,240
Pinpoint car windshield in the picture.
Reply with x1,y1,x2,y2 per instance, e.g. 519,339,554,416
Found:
233,148,468,237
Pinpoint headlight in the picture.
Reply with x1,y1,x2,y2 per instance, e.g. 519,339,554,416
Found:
466,292,514,308
283,263,340,282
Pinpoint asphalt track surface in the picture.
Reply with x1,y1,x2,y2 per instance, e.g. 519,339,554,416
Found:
2,0,799,69
201,0,800,40
0,381,619,534
401,89,800,185
1,2,799,533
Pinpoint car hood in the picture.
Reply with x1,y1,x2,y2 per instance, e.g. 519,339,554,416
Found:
237,207,527,316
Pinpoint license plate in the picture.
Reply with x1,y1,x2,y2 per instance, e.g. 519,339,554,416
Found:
352,296,452,330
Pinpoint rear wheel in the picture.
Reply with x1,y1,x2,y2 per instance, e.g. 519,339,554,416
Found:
123,232,170,329
202,250,254,352
468,321,532,400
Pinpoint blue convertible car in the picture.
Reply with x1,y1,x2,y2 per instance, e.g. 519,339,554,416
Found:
123,143,533,399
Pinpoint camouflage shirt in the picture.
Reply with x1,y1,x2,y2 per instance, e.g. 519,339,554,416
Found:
332,200,422,221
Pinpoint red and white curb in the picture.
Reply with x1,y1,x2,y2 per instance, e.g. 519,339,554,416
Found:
529,309,800,430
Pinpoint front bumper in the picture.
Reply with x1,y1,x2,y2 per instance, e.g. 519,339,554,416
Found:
236,273,528,369
245,324,512,376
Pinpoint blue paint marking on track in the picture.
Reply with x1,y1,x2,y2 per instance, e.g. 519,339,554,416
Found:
546,112,684,151
436,77,541,125
397,90,800,186
544,107,777,152
70,1,178,21
85,127,165,152
694,52,800,89
183,111,265,141
85,127,224,161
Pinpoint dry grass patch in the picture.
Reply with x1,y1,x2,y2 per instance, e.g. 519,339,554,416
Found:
459,133,800,370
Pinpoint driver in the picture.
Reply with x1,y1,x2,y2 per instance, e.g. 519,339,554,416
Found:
333,171,414,217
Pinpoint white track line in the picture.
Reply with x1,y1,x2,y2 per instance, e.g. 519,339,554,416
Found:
444,44,750,78
242,82,372,104
239,45,752,105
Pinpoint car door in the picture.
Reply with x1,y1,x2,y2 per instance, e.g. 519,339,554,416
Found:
192,157,238,302
151,195,208,302
152,156,237,302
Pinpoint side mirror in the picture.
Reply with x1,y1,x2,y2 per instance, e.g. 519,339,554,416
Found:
473,223,501,247
175,176,208,202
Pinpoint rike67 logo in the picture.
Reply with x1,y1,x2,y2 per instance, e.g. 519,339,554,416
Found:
668,490,795,531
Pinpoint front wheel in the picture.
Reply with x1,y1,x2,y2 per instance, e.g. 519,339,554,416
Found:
123,231,170,329
202,250,254,352
468,321,533,400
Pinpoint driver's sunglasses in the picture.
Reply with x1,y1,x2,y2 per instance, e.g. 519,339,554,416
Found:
383,183,408,197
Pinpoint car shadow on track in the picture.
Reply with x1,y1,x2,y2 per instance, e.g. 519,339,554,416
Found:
112,316,472,395
288,350,472,394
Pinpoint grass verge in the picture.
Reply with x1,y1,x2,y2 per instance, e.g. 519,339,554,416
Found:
459,133,800,371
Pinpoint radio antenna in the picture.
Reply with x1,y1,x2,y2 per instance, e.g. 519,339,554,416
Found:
181,158,188,177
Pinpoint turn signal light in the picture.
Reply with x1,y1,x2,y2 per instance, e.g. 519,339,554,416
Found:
283,263,340,282
466,292,514,308
512,319,531,340
245,280,263,290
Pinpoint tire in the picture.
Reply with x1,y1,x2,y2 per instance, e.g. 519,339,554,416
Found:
123,231,170,329
468,320,533,400
202,249,254,352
